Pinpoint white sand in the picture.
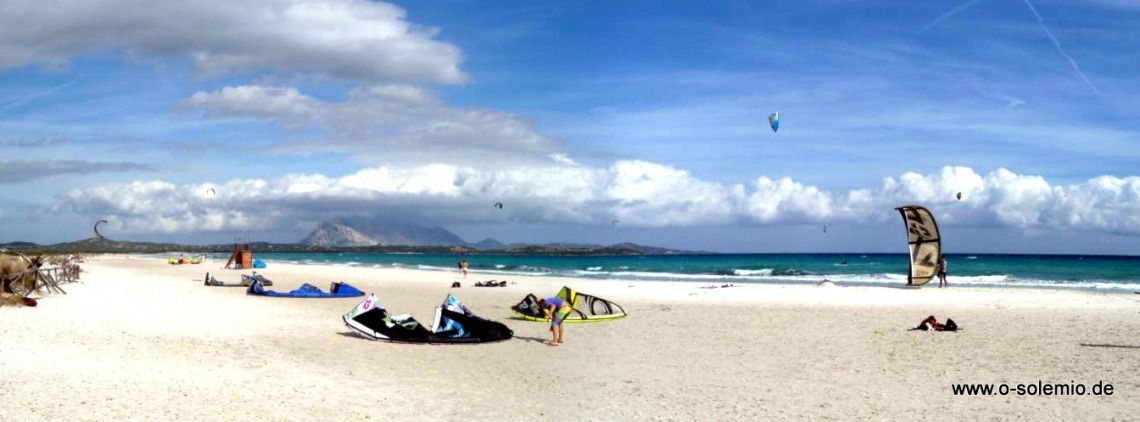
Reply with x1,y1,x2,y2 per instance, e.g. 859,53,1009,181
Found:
2,256,1139,421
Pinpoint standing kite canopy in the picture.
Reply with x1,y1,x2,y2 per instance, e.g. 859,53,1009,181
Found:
93,220,108,239
512,286,627,323
895,205,943,287
768,112,780,132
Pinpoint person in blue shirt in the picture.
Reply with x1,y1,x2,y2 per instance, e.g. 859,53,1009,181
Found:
537,296,572,346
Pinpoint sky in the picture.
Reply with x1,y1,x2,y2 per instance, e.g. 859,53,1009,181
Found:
1,0,1139,254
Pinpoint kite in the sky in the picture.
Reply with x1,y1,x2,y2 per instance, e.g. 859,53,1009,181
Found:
768,112,780,133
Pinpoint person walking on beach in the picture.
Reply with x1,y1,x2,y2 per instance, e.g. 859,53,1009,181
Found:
457,259,469,279
937,256,948,288
538,296,572,346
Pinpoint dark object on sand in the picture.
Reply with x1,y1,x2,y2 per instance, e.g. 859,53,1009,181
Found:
475,280,508,287
452,282,461,288
344,294,513,344
912,315,958,332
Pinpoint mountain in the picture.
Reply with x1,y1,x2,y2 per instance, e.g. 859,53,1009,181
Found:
0,241,39,250
301,219,468,247
473,238,505,249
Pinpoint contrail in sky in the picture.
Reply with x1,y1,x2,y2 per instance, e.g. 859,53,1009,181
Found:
0,81,75,115
1021,0,1100,95
918,0,987,34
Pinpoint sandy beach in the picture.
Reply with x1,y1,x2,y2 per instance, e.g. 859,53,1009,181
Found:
2,256,1138,421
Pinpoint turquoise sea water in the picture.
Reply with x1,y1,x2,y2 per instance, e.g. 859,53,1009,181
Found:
194,252,1140,292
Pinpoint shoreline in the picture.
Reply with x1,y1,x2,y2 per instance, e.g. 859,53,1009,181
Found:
139,252,1140,294
2,256,1137,420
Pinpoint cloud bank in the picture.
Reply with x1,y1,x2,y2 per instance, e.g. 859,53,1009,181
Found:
0,0,465,84
52,163,1140,236
180,84,565,165
0,160,153,183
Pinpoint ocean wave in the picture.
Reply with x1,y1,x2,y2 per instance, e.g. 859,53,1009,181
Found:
586,266,603,271
732,269,773,276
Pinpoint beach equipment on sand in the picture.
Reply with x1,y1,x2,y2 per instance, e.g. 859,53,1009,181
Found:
343,294,513,344
511,286,626,323
246,279,363,298
1,254,49,304
896,205,943,287
203,272,270,287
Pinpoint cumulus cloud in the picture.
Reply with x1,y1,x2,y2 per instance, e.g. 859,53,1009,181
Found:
0,0,465,84
0,160,153,183
180,84,566,165
50,163,1140,236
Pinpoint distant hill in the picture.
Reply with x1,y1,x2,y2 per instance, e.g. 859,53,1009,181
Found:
0,241,39,250
301,219,468,247
473,238,505,249
0,220,710,255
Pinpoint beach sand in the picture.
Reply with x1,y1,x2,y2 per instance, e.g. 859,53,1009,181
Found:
2,257,1138,421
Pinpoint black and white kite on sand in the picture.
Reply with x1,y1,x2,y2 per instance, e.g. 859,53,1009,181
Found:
343,294,514,344
511,286,627,323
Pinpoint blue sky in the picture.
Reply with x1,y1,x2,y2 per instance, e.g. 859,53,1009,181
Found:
1,0,1139,253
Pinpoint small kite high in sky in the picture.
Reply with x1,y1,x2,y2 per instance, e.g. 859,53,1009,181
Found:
93,219,108,239
494,202,503,209
768,112,780,133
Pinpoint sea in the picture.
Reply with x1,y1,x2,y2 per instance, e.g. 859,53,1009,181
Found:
190,252,1140,293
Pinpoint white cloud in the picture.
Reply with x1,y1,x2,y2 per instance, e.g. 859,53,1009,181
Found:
0,0,466,84
180,84,566,165
52,163,1140,237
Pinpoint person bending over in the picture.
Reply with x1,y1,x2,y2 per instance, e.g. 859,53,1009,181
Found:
537,296,572,346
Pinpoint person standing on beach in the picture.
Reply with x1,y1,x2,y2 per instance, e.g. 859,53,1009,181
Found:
458,259,468,279
538,296,572,346
937,256,948,288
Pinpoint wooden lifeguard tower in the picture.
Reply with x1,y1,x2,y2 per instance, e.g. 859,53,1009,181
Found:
224,242,253,269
